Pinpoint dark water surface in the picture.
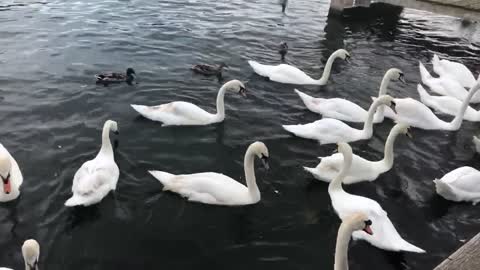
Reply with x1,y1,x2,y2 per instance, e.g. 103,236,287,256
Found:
1,0,479,269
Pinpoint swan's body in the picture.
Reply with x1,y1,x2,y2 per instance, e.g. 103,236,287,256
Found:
417,84,480,121
131,80,246,126
0,144,23,202
248,49,350,85
419,61,480,103
304,123,411,184
65,120,119,207
334,213,373,270
283,95,394,144
382,79,480,130
296,68,404,123
1,239,40,270
149,141,269,205
432,54,476,88
328,143,425,253
434,166,480,205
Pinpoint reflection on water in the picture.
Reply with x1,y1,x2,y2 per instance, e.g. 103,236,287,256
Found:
0,1,479,270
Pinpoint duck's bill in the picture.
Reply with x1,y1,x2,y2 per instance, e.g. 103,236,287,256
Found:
363,225,373,235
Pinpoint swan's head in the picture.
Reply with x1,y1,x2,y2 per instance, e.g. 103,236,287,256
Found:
105,120,119,135
22,239,40,270
386,68,405,84
250,141,269,170
0,153,12,195
376,95,396,114
334,49,350,63
224,79,247,97
344,212,373,235
395,123,412,138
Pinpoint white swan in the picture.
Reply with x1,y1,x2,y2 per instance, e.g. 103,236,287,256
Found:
434,166,480,205
295,68,405,123
432,54,476,88
248,49,350,85
65,120,120,207
381,79,480,130
473,135,480,153
131,80,246,126
149,141,269,205
417,84,480,121
282,95,395,144
419,61,480,103
0,143,23,202
1,239,40,270
334,212,373,270
304,123,411,184
328,142,425,253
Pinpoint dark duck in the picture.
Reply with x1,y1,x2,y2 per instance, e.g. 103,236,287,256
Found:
279,42,288,60
96,68,136,85
191,63,227,78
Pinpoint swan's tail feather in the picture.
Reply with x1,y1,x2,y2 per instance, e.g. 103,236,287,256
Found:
131,104,150,116
432,54,440,66
419,61,432,82
397,239,426,253
65,195,86,207
149,170,176,191
433,178,455,201
295,89,314,106
282,124,302,135
248,60,271,77
303,166,316,175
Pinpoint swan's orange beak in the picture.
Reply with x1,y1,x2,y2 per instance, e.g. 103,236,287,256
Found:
3,180,11,194
363,225,373,235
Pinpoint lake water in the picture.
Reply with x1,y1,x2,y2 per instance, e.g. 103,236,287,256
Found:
0,0,479,269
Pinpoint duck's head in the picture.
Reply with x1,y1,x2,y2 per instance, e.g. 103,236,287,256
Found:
386,68,406,84
250,141,269,170
224,79,247,97
279,42,288,50
334,49,351,63
219,62,228,69
345,212,373,235
126,68,136,76
22,239,40,270
0,153,12,195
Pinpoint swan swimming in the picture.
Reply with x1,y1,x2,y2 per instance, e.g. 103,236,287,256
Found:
0,143,23,202
304,123,411,184
65,120,120,207
0,239,40,270
131,80,246,126
248,49,350,85
295,68,405,123
149,141,269,205
328,142,425,253
434,166,480,205
432,54,476,88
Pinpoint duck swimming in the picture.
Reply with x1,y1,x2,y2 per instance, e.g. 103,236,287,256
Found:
95,68,136,85
279,41,288,60
191,63,227,78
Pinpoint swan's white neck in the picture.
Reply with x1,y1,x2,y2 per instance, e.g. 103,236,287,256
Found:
375,73,394,120
450,81,480,130
98,123,114,158
362,98,384,138
315,51,340,85
244,147,260,203
374,126,402,172
334,222,353,270
214,84,229,121
328,150,352,193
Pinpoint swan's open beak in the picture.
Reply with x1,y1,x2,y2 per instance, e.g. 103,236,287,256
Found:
399,74,406,84
363,225,373,235
261,155,270,170
239,87,247,98
390,101,397,114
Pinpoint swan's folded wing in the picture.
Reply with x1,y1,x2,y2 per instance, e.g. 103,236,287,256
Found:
157,101,213,122
447,169,480,192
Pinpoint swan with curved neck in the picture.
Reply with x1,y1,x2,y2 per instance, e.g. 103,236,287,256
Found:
149,141,269,205
65,120,120,207
328,142,425,253
1,239,40,270
248,49,350,85
283,95,395,144
334,213,373,270
0,143,23,202
131,80,246,126
295,68,404,123
432,54,476,88
305,123,411,184
383,78,480,130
